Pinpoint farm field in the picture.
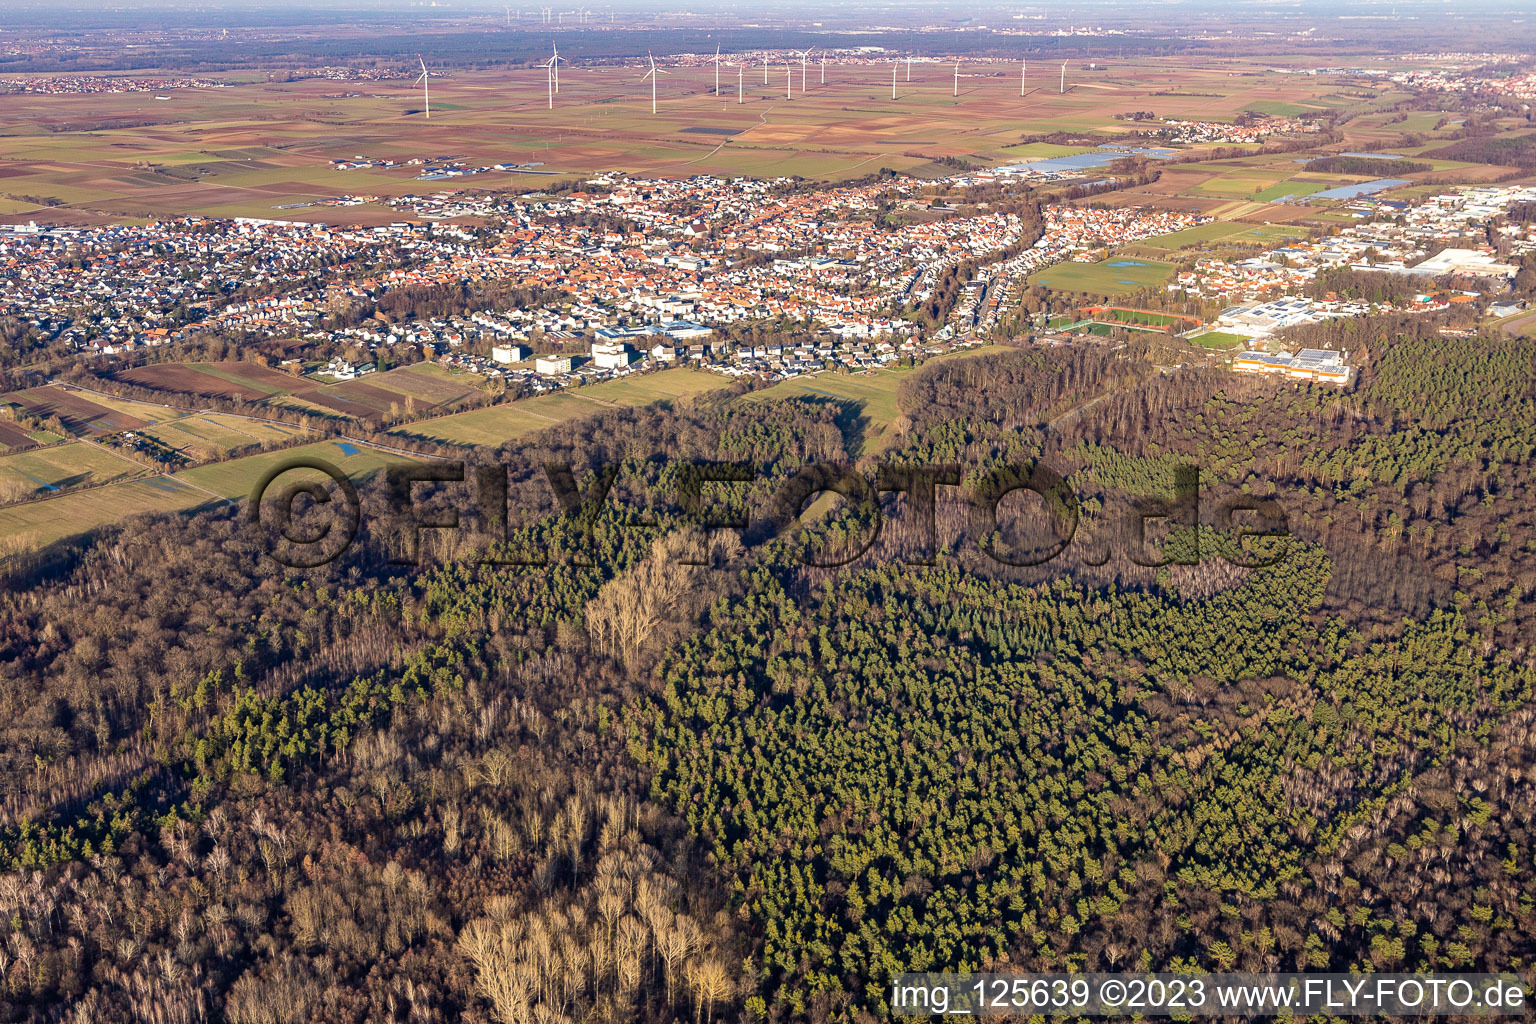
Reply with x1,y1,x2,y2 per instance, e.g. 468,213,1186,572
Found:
0,417,67,450
1252,180,1331,202
1028,257,1175,296
0,59,1380,226
393,368,734,446
0,442,145,499
175,438,410,499
0,476,209,553
0,430,411,555
0,385,173,435
140,413,313,459
112,360,485,424
1124,220,1310,256
745,345,1001,454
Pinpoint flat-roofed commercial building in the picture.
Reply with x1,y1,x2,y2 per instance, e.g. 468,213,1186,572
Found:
1234,347,1353,386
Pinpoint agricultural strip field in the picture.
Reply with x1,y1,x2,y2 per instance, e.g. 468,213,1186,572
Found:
0,442,146,499
0,476,208,553
184,361,300,396
0,434,412,556
116,363,273,401
0,386,168,435
140,414,314,459
174,438,410,499
393,368,734,446
1028,257,1175,296
0,421,46,451
113,361,484,425
1128,220,1309,254
1252,180,1330,202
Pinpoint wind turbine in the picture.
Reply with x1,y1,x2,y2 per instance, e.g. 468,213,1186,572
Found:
1021,58,1027,96
712,44,722,97
1060,60,1067,94
504,6,511,27
415,57,430,119
764,58,769,85
820,53,826,85
799,46,813,93
549,41,565,93
906,55,912,81
953,59,959,98
544,52,557,108
738,63,744,103
641,51,668,115
891,61,897,101
785,62,791,100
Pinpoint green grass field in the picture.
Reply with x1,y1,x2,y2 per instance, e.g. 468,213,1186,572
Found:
0,443,145,498
1093,309,1187,327
1189,331,1252,350
1128,221,1309,255
394,368,735,446
175,438,411,499
744,345,1001,454
0,434,412,557
1252,180,1331,202
572,369,735,406
1029,257,1175,296
142,414,312,457
0,476,209,552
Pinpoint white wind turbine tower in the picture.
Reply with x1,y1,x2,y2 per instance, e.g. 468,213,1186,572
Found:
549,41,564,93
1021,58,1026,96
544,51,558,108
641,51,668,115
764,58,769,85
712,44,722,97
785,62,791,99
953,59,959,97
891,61,897,100
738,63,744,103
820,53,825,85
415,57,430,119
799,47,813,93
906,55,912,81
1060,60,1067,94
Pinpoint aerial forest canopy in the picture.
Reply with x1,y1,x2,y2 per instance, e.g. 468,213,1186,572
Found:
0,331,1533,1022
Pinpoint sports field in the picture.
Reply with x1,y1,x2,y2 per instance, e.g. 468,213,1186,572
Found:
1029,257,1175,296
1188,331,1252,350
